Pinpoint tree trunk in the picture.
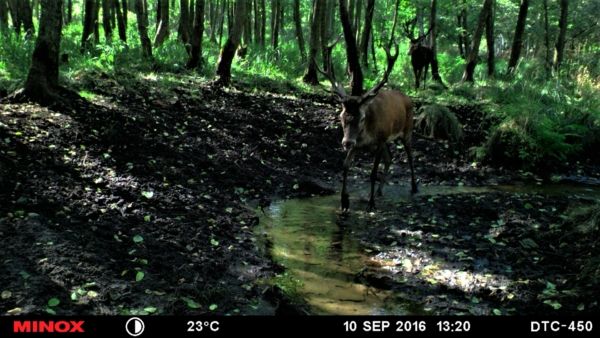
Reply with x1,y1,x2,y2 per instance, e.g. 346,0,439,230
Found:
135,0,152,58
20,0,34,37
457,0,469,59
93,0,100,43
0,0,8,33
113,0,126,42
215,0,246,85
348,0,355,31
293,0,306,61
178,0,190,46
485,0,495,77
270,0,280,49
102,0,112,42
506,0,528,75
7,0,20,35
217,0,225,47
260,0,265,46
553,0,568,71
353,0,361,44
154,0,169,46
22,0,63,104
542,0,551,76
359,0,373,68
81,0,96,51
339,0,363,95
461,0,493,82
122,0,127,27
243,0,251,46
66,0,73,23
302,0,321,85
429,0,445,86
186,0,204,68
253,0,259,44
319,0,330,70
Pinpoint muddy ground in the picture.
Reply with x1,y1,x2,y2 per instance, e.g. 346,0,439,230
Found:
1,73,598,315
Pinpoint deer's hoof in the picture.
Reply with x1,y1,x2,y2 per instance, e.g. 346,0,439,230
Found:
366,201,376,212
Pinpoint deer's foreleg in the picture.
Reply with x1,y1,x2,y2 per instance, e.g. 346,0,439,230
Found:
377,144,391,196
368,145,383,211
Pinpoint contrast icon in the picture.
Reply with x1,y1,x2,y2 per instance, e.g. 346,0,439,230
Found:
125,317,145,337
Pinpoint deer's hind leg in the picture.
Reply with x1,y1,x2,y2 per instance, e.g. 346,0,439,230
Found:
377,144,392,196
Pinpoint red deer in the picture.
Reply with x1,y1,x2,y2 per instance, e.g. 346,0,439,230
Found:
403,19,433,89
318,43,417,212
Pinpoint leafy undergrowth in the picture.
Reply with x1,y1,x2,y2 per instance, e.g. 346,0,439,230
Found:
349,192,599,315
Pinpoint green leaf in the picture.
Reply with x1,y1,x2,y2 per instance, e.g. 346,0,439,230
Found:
144,307,157,313
87,291,98,298
210,238,219,247
144,215,151,222
46,308,56,315
577,303,585,311
47,298,60,307
492,309,502,315
543,300,562,310
181,297,201,309
141,191,154,199
209,304,218,311
133,235,144,243
135,271,145,282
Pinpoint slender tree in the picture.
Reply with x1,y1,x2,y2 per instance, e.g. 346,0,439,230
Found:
553,0,568,71
339,0,363,95
135,0,152,58
359,0,374,67
113,0,126,42
506,0,528,75
102,0,113,42
542,0,551,76
270,0,280,49
293,0,306,61
260,0,266,46
429,0,446,86
215,0,247,85
178,0,191,48
19,0,63,104
302,0,322,85
20,0,34,37
121,0,127,27
186,0,204,69
319,0,331,70
81,0,96,51
7,0,21,35
485,0,495,77
66,0,73,24
0,0,8,33
461,0,493,82
154,0,169,46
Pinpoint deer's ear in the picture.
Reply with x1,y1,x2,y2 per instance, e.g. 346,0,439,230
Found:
359,92,377,106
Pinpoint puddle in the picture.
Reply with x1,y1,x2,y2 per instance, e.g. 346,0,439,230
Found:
256,183,600,315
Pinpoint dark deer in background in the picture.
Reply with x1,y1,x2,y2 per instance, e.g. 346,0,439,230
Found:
318,42,417,212
403,18,433,89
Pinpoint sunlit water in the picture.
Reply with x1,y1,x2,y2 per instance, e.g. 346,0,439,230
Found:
256,183,600,315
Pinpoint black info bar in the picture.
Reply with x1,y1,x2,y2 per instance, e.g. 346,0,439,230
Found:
0,316,596,337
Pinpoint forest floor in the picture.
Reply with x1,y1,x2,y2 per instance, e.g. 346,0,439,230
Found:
0,72,599,315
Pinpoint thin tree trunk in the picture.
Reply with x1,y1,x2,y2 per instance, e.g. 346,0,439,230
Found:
122,0,127,27
7,0,20,35
20,0,34,37
135,0,152,58
178,0,190,46
187,0,204,68
215,0,246,85
348,0,355,32
542,0,551,76
218,0,225,47
485,0,495,77
253,0,259,44
102,0,112,42
270,0,280,49
81,0,96,51
353,0,361,44
461,0,493,82
553,0,568,71
359,0,374,68
67,0,72,23
113,0,126,42
93,0,100,43
319,0,330,70
22,0,63,104
243,0,251,46
339,0,363,95
0,0,8,33
154,0,169,46
429,0,446,86
302,0,321,85
260,0,265,46
293,0,306,61
506,0,528,75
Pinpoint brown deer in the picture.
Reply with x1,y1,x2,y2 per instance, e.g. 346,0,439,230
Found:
318,43,417,212
403,19,433,89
